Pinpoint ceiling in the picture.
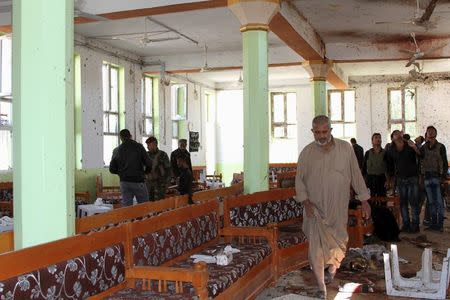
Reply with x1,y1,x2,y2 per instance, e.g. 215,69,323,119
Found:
3,0,450,84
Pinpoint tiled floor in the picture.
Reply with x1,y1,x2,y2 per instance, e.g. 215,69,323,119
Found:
257,210,450,300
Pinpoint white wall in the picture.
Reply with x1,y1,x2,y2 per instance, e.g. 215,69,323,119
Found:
75,42,143,168
351,79,450,156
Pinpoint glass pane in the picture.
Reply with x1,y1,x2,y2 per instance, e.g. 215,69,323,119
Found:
1,38,12,95
331,123,344,138
103,114,109,133
142,137,148,145
344,91,355,122
144,77,153,116
172,139,179,151
102,64,109,111
389,90,402,120
172,121,178,138
273,126,285,138
273,94,285,123
287,124,297,139
286,93,296,123
404,89,416,121
110,67,119,113
109,114,118,133
344,123,356,138
177,85,187,118
145,118,153,135
171,85,178,118
0,101,12,126
103,135,118,166
0,130,12,170
405,122,416,138
329,92,342,121
390,123,403,133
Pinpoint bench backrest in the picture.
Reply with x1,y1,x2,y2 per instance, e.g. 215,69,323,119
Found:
276,171,296,188
192,182,243,203
76,194,189,233
0,226,128,299
224,188,303,227
268,163,297,179
0,231,13,254
130,200,219,267
0,182,13,202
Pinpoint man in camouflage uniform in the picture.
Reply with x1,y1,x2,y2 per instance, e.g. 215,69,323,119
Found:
145,136,171,201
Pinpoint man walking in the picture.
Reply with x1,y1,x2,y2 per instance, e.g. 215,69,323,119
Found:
296,116,371,297
170,139,193,179
109,129,152,206
420,126,448,232
145,136,171,201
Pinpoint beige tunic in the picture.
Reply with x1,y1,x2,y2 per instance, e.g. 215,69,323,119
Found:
295,137,370,269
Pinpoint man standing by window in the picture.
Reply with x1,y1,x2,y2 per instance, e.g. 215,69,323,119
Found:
109,129,152,206
145,137,171,201
387,130,421,233
362,133,388,196
170,139,193,179
420,126,448,232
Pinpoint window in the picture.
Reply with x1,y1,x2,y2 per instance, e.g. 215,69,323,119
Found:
0,37,12,171
102,63,120,166
270,92,296,139
141,76,153,144
388,88,417,137
171,84,187,150
328,90,356,140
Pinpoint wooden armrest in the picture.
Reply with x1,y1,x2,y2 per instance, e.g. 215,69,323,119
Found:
127,264,208,282
221,226,274,243
127,263,209,300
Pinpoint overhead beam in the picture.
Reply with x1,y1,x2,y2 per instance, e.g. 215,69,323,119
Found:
268,1,347,88
74,0,227,24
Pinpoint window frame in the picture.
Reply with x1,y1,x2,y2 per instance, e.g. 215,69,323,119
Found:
387,87,417,134
171,83,187,148
270,92,297,139
102,62,121,166
141,76,154,143
0,37,13,171
327,89,357,140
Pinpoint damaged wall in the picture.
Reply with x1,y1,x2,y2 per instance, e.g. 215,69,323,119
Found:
351,77,450,156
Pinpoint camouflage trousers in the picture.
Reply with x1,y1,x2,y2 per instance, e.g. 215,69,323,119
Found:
146,180,167,201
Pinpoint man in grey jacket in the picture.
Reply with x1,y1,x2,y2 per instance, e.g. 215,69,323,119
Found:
109,129,152,206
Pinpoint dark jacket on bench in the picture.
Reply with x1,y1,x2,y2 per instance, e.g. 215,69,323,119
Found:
109,139,152,182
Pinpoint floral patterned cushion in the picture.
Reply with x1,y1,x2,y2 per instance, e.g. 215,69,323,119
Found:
0,244,125,300
172,242,271,298
277,231,307,248
0,188,13,201
83,211,163,234
133,212,218,267
268,166,296,181
229,198,303,227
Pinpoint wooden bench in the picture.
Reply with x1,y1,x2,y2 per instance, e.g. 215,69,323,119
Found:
276,170,296,188
0,201,276,300
0,181,13,202
269,163,297,189
76,194,189,234
96,175,121,205
223,188,308,278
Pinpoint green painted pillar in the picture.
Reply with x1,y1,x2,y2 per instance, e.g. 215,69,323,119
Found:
242,30,269,194
312,79,327,116
12,0,75,248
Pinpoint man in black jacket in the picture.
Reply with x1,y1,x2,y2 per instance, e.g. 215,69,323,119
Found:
351,138,364,170
109,129,152,206
170,139,192,179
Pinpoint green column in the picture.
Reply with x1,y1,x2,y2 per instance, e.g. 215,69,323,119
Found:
12,0,75,248
243,30,269,194
312,79,327,116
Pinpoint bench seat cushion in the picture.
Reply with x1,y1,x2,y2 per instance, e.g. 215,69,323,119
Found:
133,212,218,267
277,230,307,248
229,197,303,227
0,244,125,300
172,242,271,298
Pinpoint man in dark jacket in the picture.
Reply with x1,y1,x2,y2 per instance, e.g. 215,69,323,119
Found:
170,139,192,178
109,129,152,206
351,138,364,170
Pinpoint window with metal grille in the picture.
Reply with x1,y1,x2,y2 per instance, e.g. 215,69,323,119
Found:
388,88,417,138
270,92,297,139
102,63,120,166
328,89,356,141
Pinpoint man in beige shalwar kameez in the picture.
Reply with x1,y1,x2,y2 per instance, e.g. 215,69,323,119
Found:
295,115,371,297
